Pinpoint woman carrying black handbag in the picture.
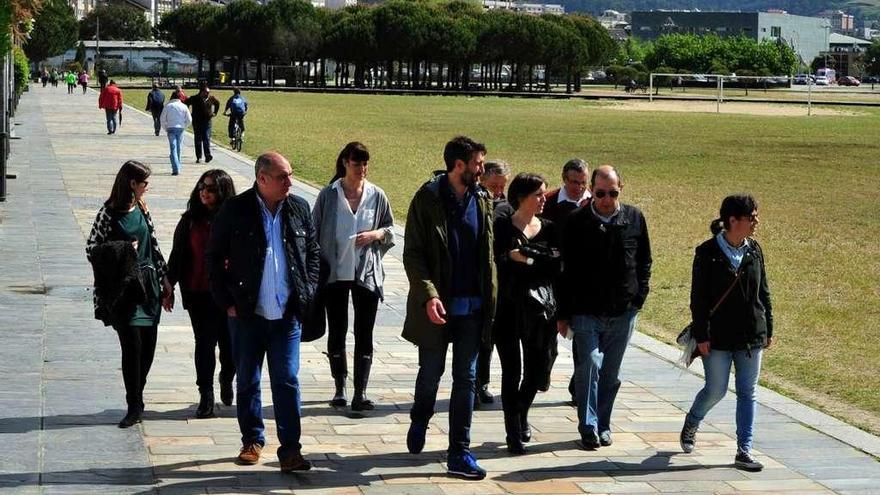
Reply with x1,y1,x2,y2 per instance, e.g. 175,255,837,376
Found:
679,194,774,472
493,173,562,455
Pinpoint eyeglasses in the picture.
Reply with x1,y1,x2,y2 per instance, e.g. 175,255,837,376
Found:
593,189,620,199
139,180,149,187
744,213,759,222
199,183,219,194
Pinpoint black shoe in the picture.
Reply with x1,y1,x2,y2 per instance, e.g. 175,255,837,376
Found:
328,353,348,407
734,451,764,472
407,421,428,454
599,430,613,446
477,384,494,404
520,416,532,443
506,435,526,455
196,158,201,163
680,420,698,454
171,171,179,176
351,393,374,412
118,409,142,428
205,155,213,163
280,451,312,472
581,430,600,450
196,392,215,419
155,132,160,136
220,381,234,406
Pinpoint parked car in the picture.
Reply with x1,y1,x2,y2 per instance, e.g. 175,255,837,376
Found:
814,75,830,86
793,74,813,85
838,76,861,86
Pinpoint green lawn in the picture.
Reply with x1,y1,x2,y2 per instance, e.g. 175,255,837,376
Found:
132,89,880,432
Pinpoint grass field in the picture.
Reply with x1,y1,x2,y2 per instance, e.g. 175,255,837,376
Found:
131,89,880,432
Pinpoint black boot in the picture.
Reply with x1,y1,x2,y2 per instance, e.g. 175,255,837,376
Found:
351,354,375,412
196,391,215,419
504,412,526,455
220,380,234,407
118,405,143,428
328,353,348,408
520,412,532,443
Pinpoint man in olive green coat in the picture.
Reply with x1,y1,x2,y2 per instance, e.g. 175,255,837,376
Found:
402,136,497,480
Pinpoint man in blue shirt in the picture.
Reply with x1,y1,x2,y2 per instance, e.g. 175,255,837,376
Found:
207,152,320,473
402,136,497,480
224,87,248,143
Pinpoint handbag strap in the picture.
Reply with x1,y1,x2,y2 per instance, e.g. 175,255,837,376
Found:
709,270,742,316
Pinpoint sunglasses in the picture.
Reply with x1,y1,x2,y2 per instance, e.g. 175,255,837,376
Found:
199,183,219,194
593,189,620,199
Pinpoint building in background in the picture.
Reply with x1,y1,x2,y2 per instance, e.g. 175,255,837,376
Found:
631,10,831,66
482,1,564,15
822,32,873,77
43,40,198,76
820,10,855,36
325,0,356,8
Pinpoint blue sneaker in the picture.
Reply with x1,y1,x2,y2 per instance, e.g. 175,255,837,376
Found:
407,421,428,454
447,452,487,480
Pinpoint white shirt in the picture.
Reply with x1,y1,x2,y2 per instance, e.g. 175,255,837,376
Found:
558,186,591,205
332,180,378,281
160,100,192,131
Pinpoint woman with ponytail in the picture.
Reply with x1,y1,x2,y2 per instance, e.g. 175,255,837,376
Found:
679,194,774,472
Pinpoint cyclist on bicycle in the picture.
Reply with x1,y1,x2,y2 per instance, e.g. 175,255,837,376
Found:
223,88,248,145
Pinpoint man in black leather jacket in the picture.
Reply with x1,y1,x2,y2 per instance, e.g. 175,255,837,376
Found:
557,165,652,450
206,152,320,472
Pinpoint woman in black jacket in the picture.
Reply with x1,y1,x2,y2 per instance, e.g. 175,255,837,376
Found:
679,194,773,472
86,160,174,428
493,173,561,455
168,169,237,418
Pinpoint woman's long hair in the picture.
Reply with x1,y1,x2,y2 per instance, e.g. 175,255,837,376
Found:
710,194,758,235
107,160,151,211
330,142,370,184
186,169,236,221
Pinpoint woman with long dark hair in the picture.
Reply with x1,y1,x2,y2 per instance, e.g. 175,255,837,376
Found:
86,160,174,428
493,172,561,454
679,194,773,472
312,142,395,413
168,170,237,418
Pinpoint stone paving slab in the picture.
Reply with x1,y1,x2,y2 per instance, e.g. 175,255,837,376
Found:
1,85,878,494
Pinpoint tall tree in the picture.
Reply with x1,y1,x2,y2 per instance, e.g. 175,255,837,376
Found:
79,4,152,41
23,0,77,62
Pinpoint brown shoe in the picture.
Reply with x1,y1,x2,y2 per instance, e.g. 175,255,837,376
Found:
237,443,262,465
279,451,312,472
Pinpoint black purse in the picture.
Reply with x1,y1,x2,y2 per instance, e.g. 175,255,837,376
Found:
677,270,742,366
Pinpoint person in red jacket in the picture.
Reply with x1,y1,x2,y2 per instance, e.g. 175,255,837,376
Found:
98,80,124,135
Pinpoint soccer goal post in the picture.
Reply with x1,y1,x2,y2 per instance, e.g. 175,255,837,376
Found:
648,73,804,114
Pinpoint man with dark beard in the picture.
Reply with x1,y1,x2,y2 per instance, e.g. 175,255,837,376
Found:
402,136,497,480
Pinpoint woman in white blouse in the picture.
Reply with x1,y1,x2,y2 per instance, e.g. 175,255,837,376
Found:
312,142,395,413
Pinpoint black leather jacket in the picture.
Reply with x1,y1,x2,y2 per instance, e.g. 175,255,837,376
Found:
207,186,321,320
558,203,652,319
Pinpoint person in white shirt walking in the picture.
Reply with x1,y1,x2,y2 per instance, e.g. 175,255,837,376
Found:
160,91,192,176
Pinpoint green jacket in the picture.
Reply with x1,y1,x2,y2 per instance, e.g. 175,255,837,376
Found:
401,174,497,349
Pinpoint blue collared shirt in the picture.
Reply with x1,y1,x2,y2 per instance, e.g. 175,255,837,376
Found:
716,231,749,271
255,194,292,320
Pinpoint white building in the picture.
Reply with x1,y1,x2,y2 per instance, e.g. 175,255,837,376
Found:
598,9,629,30
43,40,198,75
482,1,563,15
324,0,356,8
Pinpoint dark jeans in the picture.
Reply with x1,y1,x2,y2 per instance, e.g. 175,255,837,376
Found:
186,292,235,394
151,110,162,135
193,121,213,160
228,314,302,458
476,334,494,390
105,109,118,134
410,314,482,455
495,318,558,430
325,281,378,360
227,114,245,138
115,324,158,411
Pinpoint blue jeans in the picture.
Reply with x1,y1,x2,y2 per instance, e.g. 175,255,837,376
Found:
410,314,482,455
105,109,118,133
167,128,184,174
193,121,212,160
571,309,638,436
228,314,303,458
686,348,763,452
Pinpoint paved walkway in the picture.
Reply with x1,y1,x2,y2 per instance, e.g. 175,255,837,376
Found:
1,85,878,494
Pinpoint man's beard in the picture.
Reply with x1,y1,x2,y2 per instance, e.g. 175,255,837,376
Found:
461,170,480,188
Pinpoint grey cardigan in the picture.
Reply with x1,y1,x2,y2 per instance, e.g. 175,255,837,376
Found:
312,180,395,299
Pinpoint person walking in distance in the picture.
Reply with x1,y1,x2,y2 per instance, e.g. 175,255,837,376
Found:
146,83,166,137
403,136,496,480
167,170,238,419
98,80,124,135
206,152,320,472
185,81,220,163
159,91,192,176
557,165,652,449
312,142,395,414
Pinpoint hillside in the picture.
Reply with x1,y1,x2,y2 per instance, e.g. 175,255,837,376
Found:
562,0,880,18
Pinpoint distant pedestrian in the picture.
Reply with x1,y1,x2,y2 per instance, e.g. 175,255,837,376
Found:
98,80,124,135
175,84,187,103
40,68,49,87
78,70,89,94
679,194,773,473
167,170,238,419
49,68,58,87
206,152,320,472
145,83,166,136
65,71,77,94
98,68,108,90
185,81,219,163
312,142,395,413
159,91,192,176
86,160,174,428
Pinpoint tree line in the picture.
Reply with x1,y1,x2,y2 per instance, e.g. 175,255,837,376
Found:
156,0,617,93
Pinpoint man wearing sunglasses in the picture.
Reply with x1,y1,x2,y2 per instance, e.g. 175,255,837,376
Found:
557,165,652,450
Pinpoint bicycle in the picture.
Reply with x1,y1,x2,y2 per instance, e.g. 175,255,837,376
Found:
225,113,244,152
